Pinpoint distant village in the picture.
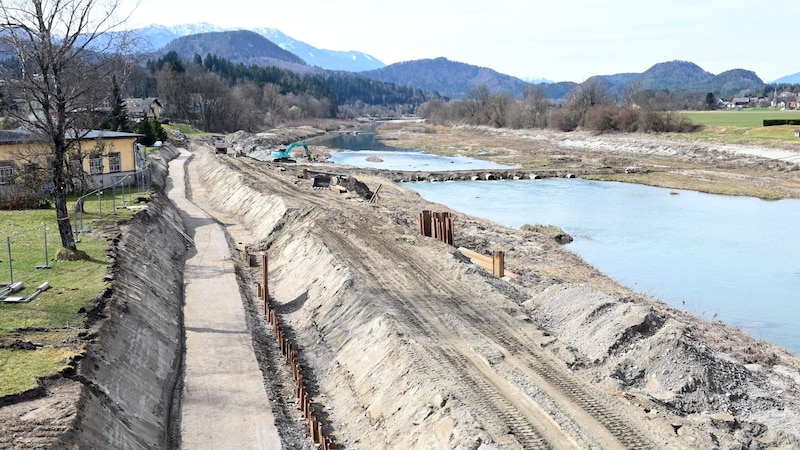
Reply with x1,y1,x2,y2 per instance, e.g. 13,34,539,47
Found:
722,91,800,110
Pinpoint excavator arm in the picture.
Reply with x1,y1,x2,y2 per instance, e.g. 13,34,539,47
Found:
271,140,311,161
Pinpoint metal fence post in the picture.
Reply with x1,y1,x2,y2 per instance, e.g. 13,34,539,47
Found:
37,222,51,269
6,236,13,284
111,183,117,215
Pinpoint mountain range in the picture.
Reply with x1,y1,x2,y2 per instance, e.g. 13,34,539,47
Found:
135,23,798,100
132,23,384,72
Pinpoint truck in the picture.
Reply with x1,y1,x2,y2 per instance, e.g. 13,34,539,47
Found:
270,140,311,162
213,136,228,154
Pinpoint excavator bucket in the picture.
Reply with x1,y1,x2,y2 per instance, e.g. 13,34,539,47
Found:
312,175,331,189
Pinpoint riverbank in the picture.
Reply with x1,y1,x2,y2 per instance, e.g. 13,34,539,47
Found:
213,125,800,448
3,122,800,448
368,123,800,200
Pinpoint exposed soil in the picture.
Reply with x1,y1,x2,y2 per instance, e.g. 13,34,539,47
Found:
185,124,800,448
2,123,800,449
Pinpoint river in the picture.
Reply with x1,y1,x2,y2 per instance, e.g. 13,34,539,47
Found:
323,131,800,354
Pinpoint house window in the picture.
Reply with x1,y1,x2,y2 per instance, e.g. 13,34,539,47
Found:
89,155,103,174
0,161,14,184
108,152,121,173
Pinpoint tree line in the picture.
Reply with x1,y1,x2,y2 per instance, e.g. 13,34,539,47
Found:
417,80,699,133
127,51,440,133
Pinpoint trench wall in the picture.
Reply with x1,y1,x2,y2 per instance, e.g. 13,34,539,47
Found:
191,147,504,448
59,146,187,448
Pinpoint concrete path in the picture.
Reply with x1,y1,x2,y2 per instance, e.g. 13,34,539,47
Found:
167,149,282,449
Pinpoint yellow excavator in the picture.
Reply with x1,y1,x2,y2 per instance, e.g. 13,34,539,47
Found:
270,140,311,162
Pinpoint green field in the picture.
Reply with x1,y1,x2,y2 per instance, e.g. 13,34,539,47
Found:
684,109,800,128
673,109,800,145
0,192,137,397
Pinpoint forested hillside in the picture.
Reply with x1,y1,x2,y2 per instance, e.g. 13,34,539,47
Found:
160,30,316,74
362,57,528,99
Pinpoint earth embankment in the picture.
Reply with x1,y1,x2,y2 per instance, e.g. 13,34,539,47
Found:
57,147,187,448
185,134,800,449
6,123,800,449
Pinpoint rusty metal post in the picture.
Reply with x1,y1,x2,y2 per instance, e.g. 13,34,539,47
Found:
493,251,504,278
317,422,324,445
447,216,454,246
419,210,432,237
261,254,268,301
309,417,316,442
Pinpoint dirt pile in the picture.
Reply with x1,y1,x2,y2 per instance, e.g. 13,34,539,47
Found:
187,139,800,449
224,126,326,157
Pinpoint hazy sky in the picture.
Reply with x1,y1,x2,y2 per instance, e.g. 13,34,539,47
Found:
121,0,800,83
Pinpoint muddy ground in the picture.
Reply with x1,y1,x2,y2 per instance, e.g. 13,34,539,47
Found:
2,122,800,449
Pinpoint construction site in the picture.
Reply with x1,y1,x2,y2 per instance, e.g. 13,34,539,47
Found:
2,124,800,449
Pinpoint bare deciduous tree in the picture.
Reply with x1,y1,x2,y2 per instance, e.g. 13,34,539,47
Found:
565,78,611,122
517,84,550,128
0,0,132,254
462,84,492,125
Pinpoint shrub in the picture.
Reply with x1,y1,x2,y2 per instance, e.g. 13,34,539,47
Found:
549,109,580,132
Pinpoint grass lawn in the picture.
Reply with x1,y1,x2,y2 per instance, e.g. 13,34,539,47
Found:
0,191,137,397
675,109,800,145
166,122,209,138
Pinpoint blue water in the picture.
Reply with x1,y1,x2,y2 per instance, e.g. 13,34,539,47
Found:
322,129,800,354
319,130,519,171
409,179,800,354
332,150,518,171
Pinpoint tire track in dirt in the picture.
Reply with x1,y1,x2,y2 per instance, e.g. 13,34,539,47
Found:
315,227,557,449
215,154,660,448
342,224,656,449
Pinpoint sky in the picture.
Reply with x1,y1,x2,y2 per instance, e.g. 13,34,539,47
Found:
120,0,800,83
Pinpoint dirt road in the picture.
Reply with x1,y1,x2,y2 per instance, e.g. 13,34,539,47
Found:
183,128,800,449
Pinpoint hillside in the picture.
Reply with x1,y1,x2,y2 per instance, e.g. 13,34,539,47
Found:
160,30,320,74
253,27,385,72
132,23,384,72
588,61,766,100
774,71,800,84
131,24,778,102
692,69,765,97
361,57,529,99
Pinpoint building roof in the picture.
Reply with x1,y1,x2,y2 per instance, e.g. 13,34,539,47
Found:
124,97,162,116
0,129,41,144
66,130,143,139
0,129,143,144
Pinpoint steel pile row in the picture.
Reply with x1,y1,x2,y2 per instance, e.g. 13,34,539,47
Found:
256,253,335,450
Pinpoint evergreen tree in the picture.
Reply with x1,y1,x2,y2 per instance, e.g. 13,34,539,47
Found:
135,114,168,146
136,114,156,146
105,75,131,131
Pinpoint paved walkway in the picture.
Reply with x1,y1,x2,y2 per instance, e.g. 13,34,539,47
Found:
167,149,282,449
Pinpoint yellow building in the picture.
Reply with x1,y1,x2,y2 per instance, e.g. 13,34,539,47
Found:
0,129,144,204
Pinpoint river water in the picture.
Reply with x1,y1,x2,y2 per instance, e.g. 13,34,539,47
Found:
321,131,520,171
322,131,800,354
